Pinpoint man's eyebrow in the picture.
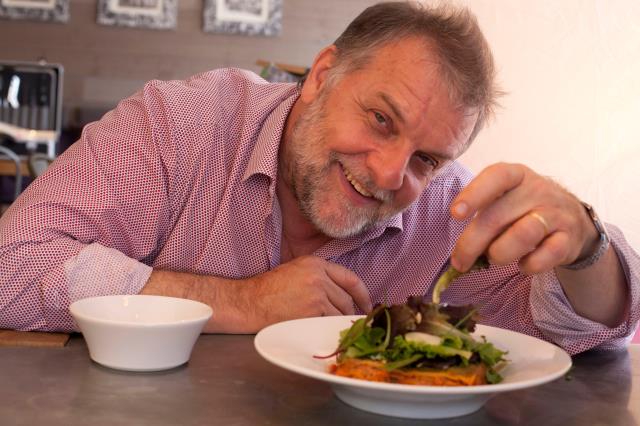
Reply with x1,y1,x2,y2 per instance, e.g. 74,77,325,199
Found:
426,149,455,163
377,92,405,124
376,92,458,162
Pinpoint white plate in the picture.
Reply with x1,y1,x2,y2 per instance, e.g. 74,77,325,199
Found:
254,315,572,419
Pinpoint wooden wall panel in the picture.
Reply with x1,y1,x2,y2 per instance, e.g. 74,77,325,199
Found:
0,0,378,126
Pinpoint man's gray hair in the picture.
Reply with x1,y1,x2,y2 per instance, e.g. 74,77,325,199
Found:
312,1,501,144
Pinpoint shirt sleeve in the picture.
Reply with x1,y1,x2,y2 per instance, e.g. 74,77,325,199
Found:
445,223,639,355
528,223,640,354
0,83,175,332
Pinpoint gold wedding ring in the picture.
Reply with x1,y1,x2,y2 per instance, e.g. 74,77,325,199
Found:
529,212,550,235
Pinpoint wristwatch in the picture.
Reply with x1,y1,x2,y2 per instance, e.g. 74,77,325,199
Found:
562,201,610,270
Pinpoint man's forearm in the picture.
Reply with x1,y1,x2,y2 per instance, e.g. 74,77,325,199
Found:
555,246,629,328
142,257,372,334
141,270,258,333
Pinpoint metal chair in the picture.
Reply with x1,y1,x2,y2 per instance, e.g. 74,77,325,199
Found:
0,60,63,199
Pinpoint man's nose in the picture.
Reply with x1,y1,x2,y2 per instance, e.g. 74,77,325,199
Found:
366,144,411,191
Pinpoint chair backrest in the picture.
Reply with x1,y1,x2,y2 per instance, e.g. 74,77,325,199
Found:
0,60,64,156
0,61,64,202
27,152,54,178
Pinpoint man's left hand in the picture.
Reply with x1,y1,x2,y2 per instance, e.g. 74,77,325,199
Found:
449,162,599,275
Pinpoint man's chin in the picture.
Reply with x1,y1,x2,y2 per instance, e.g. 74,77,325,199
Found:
311,216,373,239
304,200,392,239
317,226,367,239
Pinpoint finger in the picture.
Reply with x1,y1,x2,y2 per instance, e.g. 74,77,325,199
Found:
322,282,356,315
323,262,372,312
519,231,571,275
486,211,552,266
452,189,531,271
451,163,526,220
321,302,343,317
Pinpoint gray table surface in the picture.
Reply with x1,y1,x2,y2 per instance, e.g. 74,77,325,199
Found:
0,335,638,426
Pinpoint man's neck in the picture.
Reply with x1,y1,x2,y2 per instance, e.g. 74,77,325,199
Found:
276,172,330,262
277,99,331,262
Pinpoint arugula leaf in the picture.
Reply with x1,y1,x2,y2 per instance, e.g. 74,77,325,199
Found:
384,354,424,371
453,308,477,330
341,307,392,360
432,255,490,304
375,308,392,352
336,305,391,360
431,268,463,305
343,325,384,358
475,340,507,367
315,305,386,359
485,367,503,384
418,317,477,349
333,317,367,354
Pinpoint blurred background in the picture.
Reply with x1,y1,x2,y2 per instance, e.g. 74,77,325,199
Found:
0,0,638,256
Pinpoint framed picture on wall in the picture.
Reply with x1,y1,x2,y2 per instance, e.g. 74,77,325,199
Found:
203,0,282,37
0,0,69,23
97,0,177,30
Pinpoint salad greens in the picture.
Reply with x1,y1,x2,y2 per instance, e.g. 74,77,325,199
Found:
322,296,507,384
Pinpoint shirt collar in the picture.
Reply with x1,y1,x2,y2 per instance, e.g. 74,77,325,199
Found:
383,213,404,232
243,87,299,183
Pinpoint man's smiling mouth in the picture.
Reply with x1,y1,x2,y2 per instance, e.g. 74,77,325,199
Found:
343,167,374,198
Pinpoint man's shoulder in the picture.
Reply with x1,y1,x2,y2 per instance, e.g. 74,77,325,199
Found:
141,68,298,126
392,161,474,247
401,161,475,220
406,161,474,221
145,68,268,97
429,161,475,195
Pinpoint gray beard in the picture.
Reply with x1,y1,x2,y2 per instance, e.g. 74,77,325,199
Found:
285,113,389,239
288,130,382,238
297,156,379,239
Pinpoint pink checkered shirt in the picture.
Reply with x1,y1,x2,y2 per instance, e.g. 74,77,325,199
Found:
1,68,638,354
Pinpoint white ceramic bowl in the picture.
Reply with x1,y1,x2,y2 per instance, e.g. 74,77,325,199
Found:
69,295,213,372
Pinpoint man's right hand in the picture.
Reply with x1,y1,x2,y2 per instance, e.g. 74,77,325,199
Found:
141,255,372,333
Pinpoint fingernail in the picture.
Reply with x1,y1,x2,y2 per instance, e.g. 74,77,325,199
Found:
453,202,468,217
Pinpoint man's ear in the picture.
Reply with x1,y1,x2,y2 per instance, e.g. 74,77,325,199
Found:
300,45,338,103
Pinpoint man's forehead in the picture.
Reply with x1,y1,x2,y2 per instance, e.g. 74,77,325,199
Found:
358,41,449,98
364,84,479,159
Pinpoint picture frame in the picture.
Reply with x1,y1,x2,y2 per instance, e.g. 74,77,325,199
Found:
97,0,177,30
203,0,282,37
0,0,69,23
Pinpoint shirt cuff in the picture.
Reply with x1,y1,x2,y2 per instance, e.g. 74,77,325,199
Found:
64,242,153,304
529,224,640,354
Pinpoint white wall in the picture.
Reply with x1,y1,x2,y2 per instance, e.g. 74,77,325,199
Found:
444,0,640,250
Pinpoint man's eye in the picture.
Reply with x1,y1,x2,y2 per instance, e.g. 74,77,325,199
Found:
416,153,438,168
372,111,388,127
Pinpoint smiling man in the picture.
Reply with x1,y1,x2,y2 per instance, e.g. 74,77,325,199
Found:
0,2,638,354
